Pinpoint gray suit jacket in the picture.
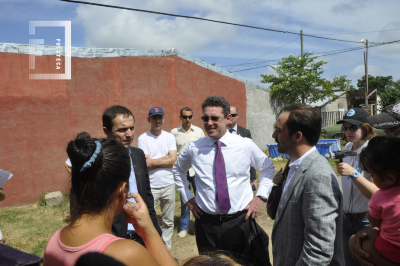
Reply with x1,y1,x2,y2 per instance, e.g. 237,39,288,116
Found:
272,150,344,266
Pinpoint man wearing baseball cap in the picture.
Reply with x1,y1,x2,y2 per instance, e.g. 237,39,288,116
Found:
138,107,177,250
367,100,400,136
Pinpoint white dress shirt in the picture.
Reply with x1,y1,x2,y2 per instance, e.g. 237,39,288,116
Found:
283,146,316,196
173,131,275,215
171,124,205,177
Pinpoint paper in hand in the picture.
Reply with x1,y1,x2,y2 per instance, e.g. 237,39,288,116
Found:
0,169,13,188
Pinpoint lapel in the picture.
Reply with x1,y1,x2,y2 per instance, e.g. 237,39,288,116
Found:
129,148,143,194
236,125,243,137
272,150,319,232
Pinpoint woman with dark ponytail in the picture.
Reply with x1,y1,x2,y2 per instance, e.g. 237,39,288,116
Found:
44,138,178,266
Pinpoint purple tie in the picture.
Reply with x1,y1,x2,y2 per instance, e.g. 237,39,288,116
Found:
215,141,231,214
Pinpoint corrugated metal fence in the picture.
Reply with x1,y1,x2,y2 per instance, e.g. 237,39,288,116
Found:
321,111,344,127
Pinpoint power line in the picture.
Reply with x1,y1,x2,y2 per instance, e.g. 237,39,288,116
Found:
60,0,361,43
228,37,299,70
312,28,400,36
230,40,400,72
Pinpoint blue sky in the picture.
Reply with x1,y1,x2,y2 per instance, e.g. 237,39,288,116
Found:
1,0,400,88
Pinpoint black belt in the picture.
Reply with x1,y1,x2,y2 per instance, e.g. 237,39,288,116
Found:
202,210,246,222
343,211,368,221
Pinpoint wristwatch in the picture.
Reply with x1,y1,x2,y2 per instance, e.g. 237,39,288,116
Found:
349,170,359,179
257,195,268,202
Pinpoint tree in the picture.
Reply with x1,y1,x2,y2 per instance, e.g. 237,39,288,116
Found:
357,75,393,93
261,52,350,104
379,80,400,110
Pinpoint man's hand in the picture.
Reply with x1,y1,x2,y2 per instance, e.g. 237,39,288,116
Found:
244,196,264,221
336,162,356,176
273,168,284,184
146,157,158,170
349,226,373,266
186,198,203,219
251,181,258,190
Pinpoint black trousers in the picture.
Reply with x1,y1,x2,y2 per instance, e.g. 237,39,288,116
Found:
195,211,271,266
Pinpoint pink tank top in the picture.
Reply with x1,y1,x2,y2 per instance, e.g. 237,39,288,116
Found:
44,227,123,266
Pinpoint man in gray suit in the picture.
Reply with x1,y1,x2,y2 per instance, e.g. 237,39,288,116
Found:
271,104,344,266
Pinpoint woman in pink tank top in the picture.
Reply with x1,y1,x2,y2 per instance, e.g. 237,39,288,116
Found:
44,137,177,266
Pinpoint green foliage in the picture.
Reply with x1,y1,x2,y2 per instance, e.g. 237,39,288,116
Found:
211,63,216,66
261,52,350,104
357,75,393,93
379,80,400,110
37,192,46,207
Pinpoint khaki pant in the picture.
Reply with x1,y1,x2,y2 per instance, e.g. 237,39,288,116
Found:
151,183,175,250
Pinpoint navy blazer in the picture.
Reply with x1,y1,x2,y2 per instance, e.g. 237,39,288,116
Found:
111,147,162,237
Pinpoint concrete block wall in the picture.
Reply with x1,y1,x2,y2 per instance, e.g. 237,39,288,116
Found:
0,43,278,207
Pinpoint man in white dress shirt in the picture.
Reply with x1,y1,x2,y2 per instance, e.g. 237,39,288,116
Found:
173,96,275,266
171,107,205,238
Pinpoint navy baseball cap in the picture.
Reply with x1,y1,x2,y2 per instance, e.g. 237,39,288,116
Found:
149,107,164,117
336,108,369,126
367,100,400,129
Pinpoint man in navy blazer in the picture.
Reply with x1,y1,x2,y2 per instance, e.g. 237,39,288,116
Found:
102,105,162,243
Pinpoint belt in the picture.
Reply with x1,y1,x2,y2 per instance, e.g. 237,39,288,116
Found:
126,232,142,241
202,210,246,222
343,211,368,221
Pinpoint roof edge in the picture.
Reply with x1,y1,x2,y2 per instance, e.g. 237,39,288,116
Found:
0,42,269,92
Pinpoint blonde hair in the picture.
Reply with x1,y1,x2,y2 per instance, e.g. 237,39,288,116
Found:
182,254,242,266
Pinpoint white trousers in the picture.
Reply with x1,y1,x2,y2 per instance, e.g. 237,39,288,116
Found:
151,183,175,250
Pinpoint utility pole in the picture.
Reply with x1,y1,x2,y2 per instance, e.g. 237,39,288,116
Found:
301,30,304,103
300,30,304,58
361,39,369,105
365,39,369,105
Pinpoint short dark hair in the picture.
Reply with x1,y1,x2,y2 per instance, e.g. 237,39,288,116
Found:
201,96,230,117
102,105,134,131
76,132,91,140
360,136,400,185
180,107,193,116
67,137,130,225
282,104,321,146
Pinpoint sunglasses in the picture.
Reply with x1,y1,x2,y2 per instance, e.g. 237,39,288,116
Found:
201,116,224,123
181,115,193,119
231,114,238,117
342,124,359,132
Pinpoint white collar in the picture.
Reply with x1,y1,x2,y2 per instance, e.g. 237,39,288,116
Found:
289,146,317,169
228,124,238,132
178,124,193,132
206,130,231,146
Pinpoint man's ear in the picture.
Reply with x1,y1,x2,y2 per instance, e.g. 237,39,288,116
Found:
103,127,111,138
293,131,303,142
147,117,151,123
226,114,233,124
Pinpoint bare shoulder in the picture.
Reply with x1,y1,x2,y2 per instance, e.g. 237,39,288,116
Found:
103,239,159,266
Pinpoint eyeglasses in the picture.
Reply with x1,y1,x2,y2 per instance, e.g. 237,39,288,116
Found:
181,115,193,120
231,114,238,117
342,125,359,132
201,116,224,123
114,126,134,134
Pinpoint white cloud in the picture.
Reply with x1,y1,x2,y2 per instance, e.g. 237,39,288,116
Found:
76,0,244,53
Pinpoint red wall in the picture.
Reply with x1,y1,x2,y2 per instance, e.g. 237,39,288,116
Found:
0,52,247,207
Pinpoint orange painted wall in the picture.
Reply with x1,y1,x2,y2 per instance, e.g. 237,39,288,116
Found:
0,52,247,207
